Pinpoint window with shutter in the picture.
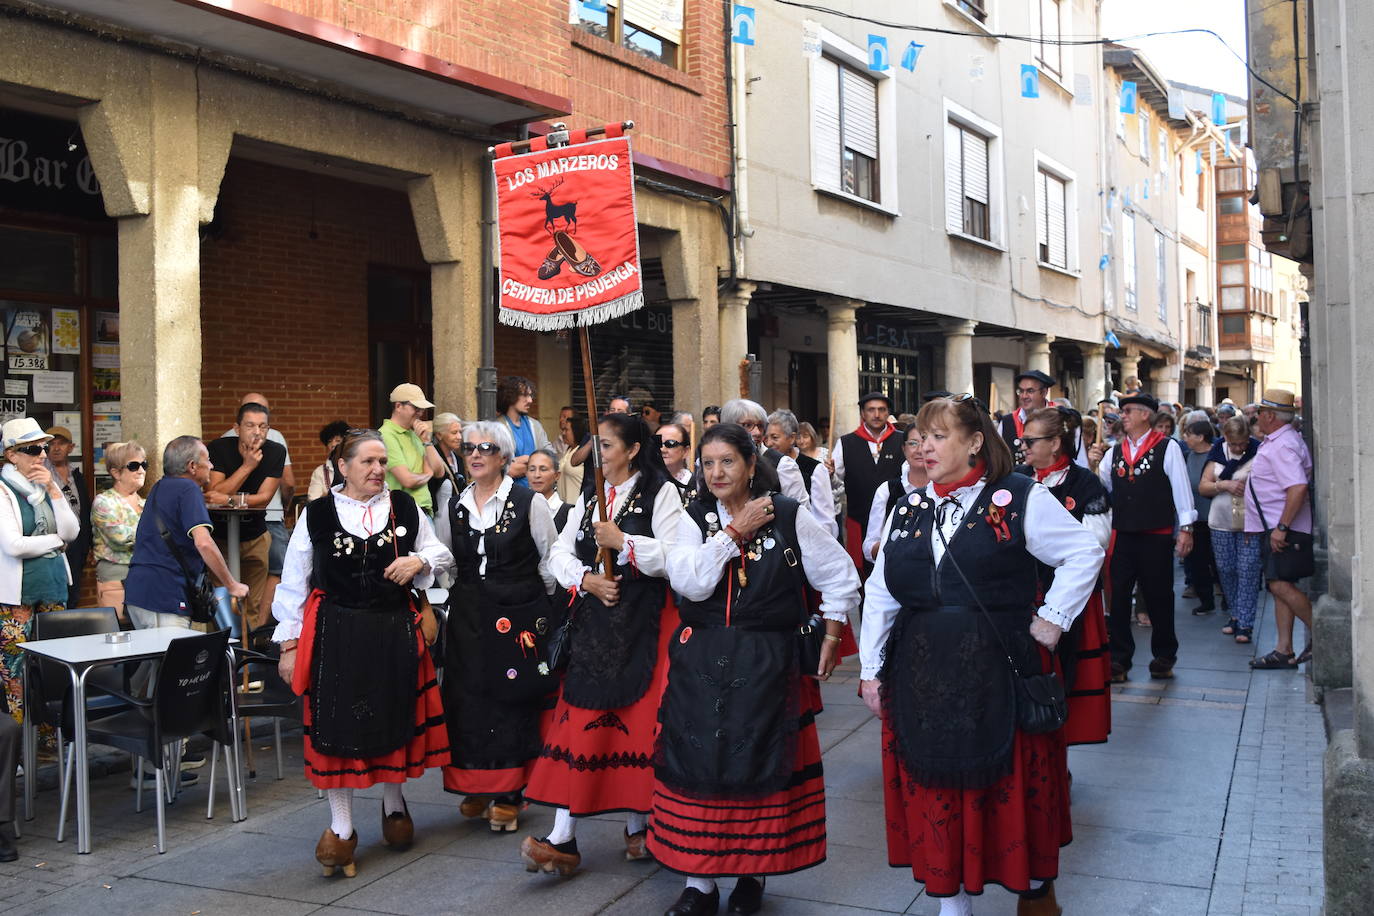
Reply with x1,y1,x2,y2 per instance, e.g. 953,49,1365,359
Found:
1036,0,1062,77
1122,214,1138,310
1139,109,1150,163
812,57,842,192
959,127,991,239
576,0,683,68
1037,168,1068,269
1156,232,1168,321
840,67,879,201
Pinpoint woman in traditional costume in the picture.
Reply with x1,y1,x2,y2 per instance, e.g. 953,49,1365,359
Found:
273,429,453,878
1015,407,1113,748
521,413,687,875
860,396,1103,916
434,422,559,833
650,423,859,916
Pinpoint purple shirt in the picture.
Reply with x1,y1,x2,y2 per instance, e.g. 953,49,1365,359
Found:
1244,423,1312,534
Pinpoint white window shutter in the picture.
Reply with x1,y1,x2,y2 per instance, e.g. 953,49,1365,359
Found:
1139,110,1150,161
1122,214,1138,308
945,121,964,233
840,68,879,159
1036,169,1048,251
812,58,841,192
962,130,990,204
1047,173,1068,268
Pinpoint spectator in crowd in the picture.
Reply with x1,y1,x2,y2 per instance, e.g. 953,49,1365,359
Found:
1246,390,1315,669
495,375,550,488
1182,420,1219,615
657,420,693,487
552,406,575,460
207,402,287,628
0,418,80,720
44,426,90,607
90,441,148,621
1122,376,1142,395
607,395,631,414
221,393,295,612
1153,412,1177,439
796,421,827,463
701,405,721,428
557,414,588,505
125,436,247,679
428,412,466,506
308,420,350,502
381,382,437,513
1200,417,1262,644
641,400,662,433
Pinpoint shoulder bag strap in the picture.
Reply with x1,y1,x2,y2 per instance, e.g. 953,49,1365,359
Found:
153,498,201,587
1247,478,1270,531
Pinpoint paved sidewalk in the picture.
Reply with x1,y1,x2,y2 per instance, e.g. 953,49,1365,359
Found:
0,576,1324,915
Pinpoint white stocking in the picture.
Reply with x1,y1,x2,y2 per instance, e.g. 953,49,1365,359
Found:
625,812,648,835
686,877,716,894
548,807,576,845
938,890,973,916
326,787,354,839
382,782,405,816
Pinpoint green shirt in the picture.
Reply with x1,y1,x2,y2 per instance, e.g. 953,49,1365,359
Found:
380,418,432,511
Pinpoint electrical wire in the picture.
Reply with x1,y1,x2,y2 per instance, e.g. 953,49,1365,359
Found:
768,0,1300,108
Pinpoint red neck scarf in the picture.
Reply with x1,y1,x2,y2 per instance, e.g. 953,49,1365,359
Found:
933,460,987,498
1011,409,1027,439
1034,454,1071,481
855,422,897,446
1120,429,1165,469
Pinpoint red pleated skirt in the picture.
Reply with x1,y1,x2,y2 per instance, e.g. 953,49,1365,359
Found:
882,649,1072,897
1063,591,1111,747
648,678,827,877
524,598,679,815
441,701,558,796
294,590,450,789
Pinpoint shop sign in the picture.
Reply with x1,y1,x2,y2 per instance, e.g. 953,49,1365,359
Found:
860,320,921,352
0,110,107,220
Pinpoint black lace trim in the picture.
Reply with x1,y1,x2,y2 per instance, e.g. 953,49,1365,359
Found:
538,743,652,772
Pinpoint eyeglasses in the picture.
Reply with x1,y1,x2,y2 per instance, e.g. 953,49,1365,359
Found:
460,442,502,456
739,420,764,431
1021,436,1056,446
13,444,49,456
1015,387,1046,396
902,439,922,449
124,460,149,472
659,439,686,449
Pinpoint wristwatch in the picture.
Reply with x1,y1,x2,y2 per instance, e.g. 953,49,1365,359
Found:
1277,523,1291,533
1179,525,1194,533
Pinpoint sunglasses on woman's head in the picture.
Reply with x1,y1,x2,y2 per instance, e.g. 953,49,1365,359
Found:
125,461,149,472
13,444,48,456
460,442,502,456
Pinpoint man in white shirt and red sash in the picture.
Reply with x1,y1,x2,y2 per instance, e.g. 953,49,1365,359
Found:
1090,392,1196,682
833,392,904,573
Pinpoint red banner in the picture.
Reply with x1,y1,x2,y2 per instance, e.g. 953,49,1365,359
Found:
494,135,643,330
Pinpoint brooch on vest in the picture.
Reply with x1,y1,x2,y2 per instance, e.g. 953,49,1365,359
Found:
984,488,1015,542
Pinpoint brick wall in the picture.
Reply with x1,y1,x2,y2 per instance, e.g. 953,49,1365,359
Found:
256,0,730,180
199,157,428,465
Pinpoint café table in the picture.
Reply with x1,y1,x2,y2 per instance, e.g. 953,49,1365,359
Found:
210,505,258,581
20,627,245,853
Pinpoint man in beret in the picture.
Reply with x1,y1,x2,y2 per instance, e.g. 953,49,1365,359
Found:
1000,370,1088,466
832,392,904,574
1089,393,1197,681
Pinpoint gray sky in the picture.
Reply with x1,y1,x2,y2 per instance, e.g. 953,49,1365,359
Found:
1100,0,1249,98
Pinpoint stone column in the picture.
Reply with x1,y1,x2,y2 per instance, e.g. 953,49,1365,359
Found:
821,296,862,435
718,281,756,401
1025,334,1054,376
671,295,720,417
81,58,224,463
1155,362,1181,405
1194,370,1216,407
942,319,977,396
1117,351,1141,390
1080,343,1108,407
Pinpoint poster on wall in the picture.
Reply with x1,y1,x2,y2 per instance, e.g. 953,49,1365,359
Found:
93,310,119,371
31,370,74,404
0,397,26,425
92,414,121,464
53,410,82,457
4,308,48,373
51,308,81,355
3,379,25,396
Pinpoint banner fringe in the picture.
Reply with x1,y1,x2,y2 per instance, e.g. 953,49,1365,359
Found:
499,289,646,332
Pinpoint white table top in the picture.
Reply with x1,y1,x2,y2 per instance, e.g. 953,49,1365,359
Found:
19,626,225,666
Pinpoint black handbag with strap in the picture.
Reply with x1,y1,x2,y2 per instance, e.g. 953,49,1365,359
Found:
1248,478,1316,581
153,508,217,625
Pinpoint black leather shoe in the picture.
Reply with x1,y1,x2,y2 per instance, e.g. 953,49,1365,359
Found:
665,886,719,916
727,876,765,914
1148,656,1177,679
0,827,15,863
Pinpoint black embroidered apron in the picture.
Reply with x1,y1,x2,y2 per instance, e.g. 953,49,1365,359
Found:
563,482,667,710
443,485,556,770
306,492,421,759
656,497,809,798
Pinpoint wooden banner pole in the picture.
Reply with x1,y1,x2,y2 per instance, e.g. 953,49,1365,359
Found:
579,326,615,578
827,394,838,454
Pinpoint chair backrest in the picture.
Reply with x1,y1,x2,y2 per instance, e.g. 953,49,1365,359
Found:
152,629,232,745
29,608,122,721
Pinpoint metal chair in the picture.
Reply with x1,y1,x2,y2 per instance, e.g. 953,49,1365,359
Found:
83,630,241,853
227,645,301,784
22,607,131,832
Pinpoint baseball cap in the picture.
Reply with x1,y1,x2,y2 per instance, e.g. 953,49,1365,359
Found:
388,383,434,410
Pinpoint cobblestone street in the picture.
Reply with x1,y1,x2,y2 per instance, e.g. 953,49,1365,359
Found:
0,576,1325,915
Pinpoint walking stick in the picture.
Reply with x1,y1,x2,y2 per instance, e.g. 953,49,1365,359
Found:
232,595,257,779
579,326,614,577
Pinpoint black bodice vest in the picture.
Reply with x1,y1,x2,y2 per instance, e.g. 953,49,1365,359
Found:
1109,437,1176,531
839,431,905,527
306,490,419,609
447,484,541,586
676,496,808,630
564,478,669,710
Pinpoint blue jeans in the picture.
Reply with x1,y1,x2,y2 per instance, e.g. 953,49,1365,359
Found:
1211,530,1264,630
266,520,289,577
